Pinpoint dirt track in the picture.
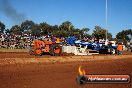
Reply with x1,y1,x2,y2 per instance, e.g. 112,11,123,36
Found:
0,52,132,88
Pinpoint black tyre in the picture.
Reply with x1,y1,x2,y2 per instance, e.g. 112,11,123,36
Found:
50,44,62,56
110,48,115,54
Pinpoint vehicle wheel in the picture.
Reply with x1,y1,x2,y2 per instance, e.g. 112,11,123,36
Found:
34,48,42,56
50,44,62,56
110,48,115,54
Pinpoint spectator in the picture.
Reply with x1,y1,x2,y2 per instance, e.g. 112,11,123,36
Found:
130,43,132,52
117,43,123,55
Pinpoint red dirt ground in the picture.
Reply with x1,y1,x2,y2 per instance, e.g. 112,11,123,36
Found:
0,52,132,88
0,50,131,58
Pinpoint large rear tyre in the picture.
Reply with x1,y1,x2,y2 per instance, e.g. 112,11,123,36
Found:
50,44,62,56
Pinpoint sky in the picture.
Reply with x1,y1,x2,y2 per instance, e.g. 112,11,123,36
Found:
0,0,132,38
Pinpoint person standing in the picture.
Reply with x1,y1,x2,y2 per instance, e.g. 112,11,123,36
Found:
130,43,132,52
117,42,123,55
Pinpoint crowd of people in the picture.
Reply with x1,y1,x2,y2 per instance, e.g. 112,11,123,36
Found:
0,33,105,49
0,33,34,49
0,33,73,49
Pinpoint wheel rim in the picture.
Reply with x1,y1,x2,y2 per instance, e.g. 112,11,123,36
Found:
54,47,60,54
36,49,41,55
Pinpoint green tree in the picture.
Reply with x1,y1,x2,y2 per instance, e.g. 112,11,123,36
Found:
0,21,5,33
92,26,112,40
51,25,59,35
59,21,75,36
80,28,90,37
21,20,35,34
10,25,21,35
51,25,67,36
39,22,52,35
59,21,73,31
70,28,80,38
31,24,41,36
116,29,132,42
5,29,10,34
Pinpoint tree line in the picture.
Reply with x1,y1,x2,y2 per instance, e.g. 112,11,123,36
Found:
0,20,131,42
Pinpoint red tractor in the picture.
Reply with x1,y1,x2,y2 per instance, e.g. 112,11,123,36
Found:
29,38,62,56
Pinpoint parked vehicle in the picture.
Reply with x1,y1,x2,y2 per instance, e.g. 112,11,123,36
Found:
99,45,116,54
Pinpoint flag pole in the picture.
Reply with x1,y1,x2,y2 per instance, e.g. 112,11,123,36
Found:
106,0,108,41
